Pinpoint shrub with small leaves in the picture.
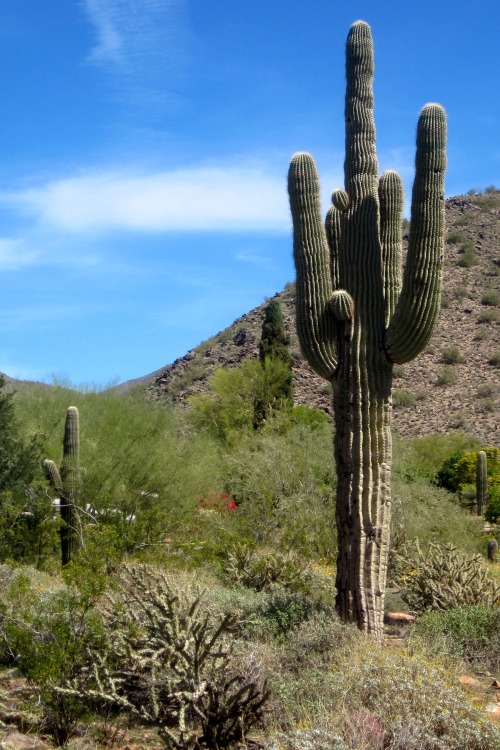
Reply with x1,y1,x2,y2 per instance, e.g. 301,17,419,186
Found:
413,605,500,672
481,290,500,306
436,366,457,386
488,351,500,367
441,346,465,364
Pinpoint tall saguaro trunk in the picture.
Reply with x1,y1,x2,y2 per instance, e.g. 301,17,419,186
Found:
288,21,446,640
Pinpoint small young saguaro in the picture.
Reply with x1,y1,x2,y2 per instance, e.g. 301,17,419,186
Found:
43,405,81,566
288,21,447,640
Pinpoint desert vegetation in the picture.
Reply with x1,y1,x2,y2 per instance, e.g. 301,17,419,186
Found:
0,17,499,750
0,353,500,749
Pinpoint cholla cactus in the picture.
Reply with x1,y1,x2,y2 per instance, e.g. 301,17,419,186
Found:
400,542,500,613
43,406,80,565
476,450,487,516
55,564,270,749
288,21,446,639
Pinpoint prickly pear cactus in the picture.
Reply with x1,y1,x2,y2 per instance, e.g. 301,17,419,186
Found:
288,21,446,639
43,406,80,565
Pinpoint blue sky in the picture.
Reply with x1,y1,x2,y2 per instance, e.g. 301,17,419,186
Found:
0,0,498,386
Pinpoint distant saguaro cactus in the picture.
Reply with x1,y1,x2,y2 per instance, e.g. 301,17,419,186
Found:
43,406,80,565
487,537,498,563
476,450,487,516
288,21,447,639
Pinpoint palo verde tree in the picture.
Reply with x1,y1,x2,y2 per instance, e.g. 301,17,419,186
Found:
254,299,293,427
288,21,446,639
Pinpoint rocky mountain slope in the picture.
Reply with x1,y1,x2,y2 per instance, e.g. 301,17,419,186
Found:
123,191,500,444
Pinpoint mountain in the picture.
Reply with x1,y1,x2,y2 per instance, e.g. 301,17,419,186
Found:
119,191,500,444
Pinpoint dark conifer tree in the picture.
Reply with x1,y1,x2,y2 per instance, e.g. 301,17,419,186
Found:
254,300,293,427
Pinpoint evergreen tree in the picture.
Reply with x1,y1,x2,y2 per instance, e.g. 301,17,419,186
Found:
254,300,293,427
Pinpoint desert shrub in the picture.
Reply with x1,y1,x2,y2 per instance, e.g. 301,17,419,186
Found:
219,422,336,560
188,358,293,444
392,389,415,408
15,385,219,557
485,485,500,523
436,447,500,493
441,346,465,364
413,605,500,672
488,351,500,367
257,588,316,639
0,567,106,745
395,542,500,613
476,382,498,398
271,613,500,750
446,230,466,245
436,365,457,385
481,289,500,306
474,326,488,340
478,309,499,323
452,284,469,300
221,544,313,594
457,245,479,267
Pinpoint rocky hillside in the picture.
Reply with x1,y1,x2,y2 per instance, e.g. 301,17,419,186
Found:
124,191,500,445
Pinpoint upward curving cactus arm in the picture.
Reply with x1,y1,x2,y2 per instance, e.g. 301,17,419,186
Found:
288,153,339,380
379,170,404,325
385,104,447,363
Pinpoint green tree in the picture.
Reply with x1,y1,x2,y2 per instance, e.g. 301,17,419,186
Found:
255,299,293,427
0,376,40,493
189,357,293,444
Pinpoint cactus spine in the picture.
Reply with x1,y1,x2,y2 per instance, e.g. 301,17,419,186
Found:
43,406,80,565
476,450,487,516
288,21,446,640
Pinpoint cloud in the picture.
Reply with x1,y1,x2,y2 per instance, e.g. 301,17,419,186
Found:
81,0,190,104
0,239,40,270
83,0,124,64
4,166,290,233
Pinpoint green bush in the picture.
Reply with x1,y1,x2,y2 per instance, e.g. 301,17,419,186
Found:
441,346,465,364
478,309,499,323
485,485,500,523
392,389,416,408
0,567,106,745
436,366,457,385
488,351,500,367
457,245,479,267
446,230,466,245
481,289,500,306
436,447,500,493
413,605,500,671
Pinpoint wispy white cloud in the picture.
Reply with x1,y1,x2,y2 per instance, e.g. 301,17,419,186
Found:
235,251,273,266
0,239,40,270
3,166,290,233
81,0,190,105
84,0,124,64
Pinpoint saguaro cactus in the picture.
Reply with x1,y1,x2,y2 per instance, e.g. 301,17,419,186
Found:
476,450,487,516
288,21,446,639
43,406,80,565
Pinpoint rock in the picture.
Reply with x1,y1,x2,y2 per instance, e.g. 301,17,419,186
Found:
384,611,416,623
0,730,50,750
